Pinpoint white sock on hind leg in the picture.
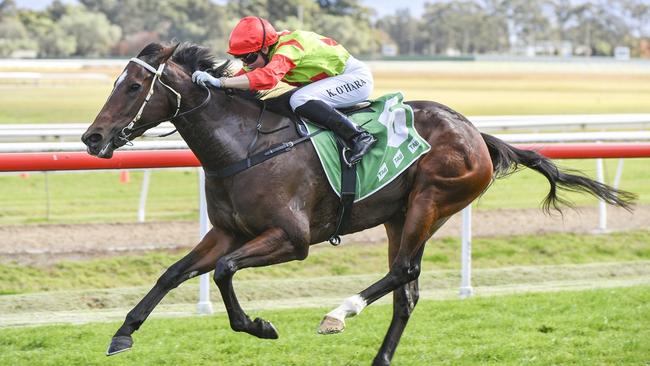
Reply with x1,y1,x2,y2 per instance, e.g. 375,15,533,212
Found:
326,294,367,322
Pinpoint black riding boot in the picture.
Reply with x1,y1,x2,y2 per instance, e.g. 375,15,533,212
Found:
295,100,377,166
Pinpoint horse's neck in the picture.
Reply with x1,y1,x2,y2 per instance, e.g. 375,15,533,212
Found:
173,91,262,171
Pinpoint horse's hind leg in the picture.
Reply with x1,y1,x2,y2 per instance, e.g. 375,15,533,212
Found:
373,217,423,366
319,186,449,334
213,227,308,339
107,227,236,356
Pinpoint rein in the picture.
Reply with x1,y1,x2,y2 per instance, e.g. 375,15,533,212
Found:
118,57,212,143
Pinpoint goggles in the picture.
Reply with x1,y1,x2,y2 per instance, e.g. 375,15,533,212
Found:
235,52,259,65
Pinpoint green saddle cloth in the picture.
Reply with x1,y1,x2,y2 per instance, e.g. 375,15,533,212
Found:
305,92,431,202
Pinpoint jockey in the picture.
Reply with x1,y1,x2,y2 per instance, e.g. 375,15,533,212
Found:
192,16,376,166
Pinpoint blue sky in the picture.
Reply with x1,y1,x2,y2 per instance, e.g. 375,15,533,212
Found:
15,0,427,18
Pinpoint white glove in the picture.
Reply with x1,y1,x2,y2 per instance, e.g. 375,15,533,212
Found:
192,71,222,88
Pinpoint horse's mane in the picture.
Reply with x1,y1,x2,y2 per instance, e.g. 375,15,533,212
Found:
138,42,297,118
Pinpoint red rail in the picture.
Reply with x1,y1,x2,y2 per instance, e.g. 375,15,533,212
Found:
516,143,650,159
0,150,200,172
1,143,649,172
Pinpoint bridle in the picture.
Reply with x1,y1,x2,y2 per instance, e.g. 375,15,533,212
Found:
118,57,212,143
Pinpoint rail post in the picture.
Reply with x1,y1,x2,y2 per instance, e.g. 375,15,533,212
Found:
613,159,624,190
459,205,473,298
137,169,151,222
595,158,608,233
196,168,214,314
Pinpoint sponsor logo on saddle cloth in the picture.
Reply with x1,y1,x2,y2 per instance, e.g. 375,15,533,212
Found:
304,92,431,202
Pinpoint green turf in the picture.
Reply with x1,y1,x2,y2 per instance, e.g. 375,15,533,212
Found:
0,285,647,365
0,170,199,224
0,84,113,124
1,230,648,295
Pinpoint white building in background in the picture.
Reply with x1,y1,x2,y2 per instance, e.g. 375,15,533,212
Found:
614,46,631,60
381,43,398,57
520,41,573,57
9,50,37,59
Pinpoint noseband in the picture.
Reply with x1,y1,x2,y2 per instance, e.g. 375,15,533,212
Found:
118,57,211,143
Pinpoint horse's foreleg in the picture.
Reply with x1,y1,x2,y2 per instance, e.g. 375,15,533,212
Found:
107,227,235,356
213,227,307,340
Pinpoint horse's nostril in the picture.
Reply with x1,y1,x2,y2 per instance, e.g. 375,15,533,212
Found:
89,133,103,143
87,133,103,145
82,132,104,148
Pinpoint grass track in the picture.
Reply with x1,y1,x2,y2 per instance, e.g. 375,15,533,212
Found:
2,230,649,295
0,285,648,365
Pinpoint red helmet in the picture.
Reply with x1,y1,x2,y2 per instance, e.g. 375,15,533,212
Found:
228,17,278,55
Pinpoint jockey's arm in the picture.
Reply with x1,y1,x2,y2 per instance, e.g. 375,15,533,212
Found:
193,54,295,91
220,75,250,89
228,54,296,91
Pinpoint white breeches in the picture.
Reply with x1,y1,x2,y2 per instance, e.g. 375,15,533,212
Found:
289,56,374,111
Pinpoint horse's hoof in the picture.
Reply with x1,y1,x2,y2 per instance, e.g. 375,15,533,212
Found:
252,317,279,339
318,315,345,334
106,335,133,356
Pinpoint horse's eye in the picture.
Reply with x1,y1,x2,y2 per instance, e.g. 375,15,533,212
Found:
129,83,141,92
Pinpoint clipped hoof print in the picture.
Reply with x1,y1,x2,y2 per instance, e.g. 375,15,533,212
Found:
318,316,345,335
106,335,133,356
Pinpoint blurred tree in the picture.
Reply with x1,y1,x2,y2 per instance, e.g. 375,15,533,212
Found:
227,0,269,19
161,0,227,42
422,1,501,55
80,0,229,54
19,10,76,57
0,0,18,19
482,0,550,50
566,2,631,55
80,0,167,36
267,0,318,26
310,13,378,56
376,9,421,55
547,0,578,41
47,0,71,20
316,0,366,17
0,1,38,57
59,7,121,56
620,0,650,38
3,0,647,58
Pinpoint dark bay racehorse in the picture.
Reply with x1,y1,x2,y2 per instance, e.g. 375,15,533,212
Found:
82,43,634,365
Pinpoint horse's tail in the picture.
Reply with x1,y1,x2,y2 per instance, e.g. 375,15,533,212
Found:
480,133,636,213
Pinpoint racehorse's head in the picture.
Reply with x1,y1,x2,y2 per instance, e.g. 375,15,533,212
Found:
82,43,194,158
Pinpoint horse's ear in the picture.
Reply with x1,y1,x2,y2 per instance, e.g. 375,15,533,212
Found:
160,43,180,63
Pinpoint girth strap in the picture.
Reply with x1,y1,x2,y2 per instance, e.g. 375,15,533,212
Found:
328,139,357,246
